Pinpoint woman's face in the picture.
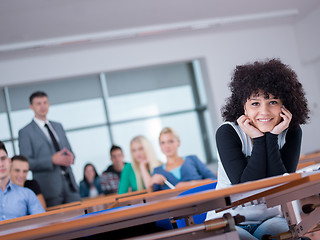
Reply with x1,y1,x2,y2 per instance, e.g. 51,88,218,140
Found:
84,165,95,182
131,141,146,163
159,133,180,157
244,92,283,133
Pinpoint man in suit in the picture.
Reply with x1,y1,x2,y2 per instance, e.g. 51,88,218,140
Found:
18,91,80,207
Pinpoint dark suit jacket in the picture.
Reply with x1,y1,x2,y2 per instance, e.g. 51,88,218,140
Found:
18,120,78,201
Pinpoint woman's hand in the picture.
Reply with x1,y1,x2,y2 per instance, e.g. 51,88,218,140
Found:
237,115,264,138
139,158,148,168
151,174,166,185
271,106,292,135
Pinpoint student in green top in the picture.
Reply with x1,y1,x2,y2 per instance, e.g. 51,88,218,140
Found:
118,135,162,194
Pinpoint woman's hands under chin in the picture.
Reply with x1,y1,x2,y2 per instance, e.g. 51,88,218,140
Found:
271,106,292,135
237,115,264,138
139,158,148,168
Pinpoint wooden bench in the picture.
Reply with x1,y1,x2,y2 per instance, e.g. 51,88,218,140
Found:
0,174,303,239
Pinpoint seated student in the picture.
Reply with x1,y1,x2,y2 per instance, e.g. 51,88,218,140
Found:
79,163,103,198
100,145,128,195
151,127,216,191
10,155,47,209
0,141,45,220
206,59,310,240
118,136,162,194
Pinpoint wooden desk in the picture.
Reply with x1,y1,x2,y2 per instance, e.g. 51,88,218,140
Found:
113,180,216,208
299,152,320,163
0,205,86,236
0,173,301,240
0,194,119,235
264,172,320,238
297,152,320,170
45,201,81,211
216,171,320,239
0,181,212,238
45,189,148,213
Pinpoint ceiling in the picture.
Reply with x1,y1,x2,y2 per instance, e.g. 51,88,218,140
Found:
0,0,320,53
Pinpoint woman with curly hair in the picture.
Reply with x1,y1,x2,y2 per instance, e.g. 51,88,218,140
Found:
207,59,309,240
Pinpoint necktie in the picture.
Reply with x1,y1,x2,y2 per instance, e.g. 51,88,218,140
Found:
44,123,76,192
44,123,60,152
44,123,67,173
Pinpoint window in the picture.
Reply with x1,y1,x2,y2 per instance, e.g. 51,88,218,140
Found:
67,127,110,180
1,60,217,184
0,89,11,141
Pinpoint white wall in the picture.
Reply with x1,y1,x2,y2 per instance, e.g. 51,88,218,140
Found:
1,17,319,155
294,6,320,154
295,6,320,65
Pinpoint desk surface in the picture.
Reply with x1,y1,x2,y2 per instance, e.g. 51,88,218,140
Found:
114,179,216,207
45,189,148,211
0,180,212,233
1,173,306,240
299,152,320,162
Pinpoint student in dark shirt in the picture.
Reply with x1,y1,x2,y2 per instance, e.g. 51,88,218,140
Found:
207,59,310,240
100,145,127,195
79,163,103,198
10,155,47,209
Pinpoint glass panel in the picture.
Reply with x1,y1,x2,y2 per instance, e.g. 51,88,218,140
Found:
0,113,10,140
48,98,106,130
111,118,163,163
10,109,34,139
204,110,218,162
66,126,111,185
11,98,106,138
107,86,195,122
0,90,11,140
160,112,206,164
111,112,206,164
192,60,208,105
8,75,102,111
106,62,191,97
0,89,6,113
3,141,14,157
13,140,33,179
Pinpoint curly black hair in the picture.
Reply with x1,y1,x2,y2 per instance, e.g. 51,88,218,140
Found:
222,59,309,128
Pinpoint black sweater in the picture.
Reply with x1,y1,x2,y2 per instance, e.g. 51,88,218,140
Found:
216,124,302,185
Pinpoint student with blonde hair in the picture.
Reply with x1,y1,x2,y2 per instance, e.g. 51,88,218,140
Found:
118,135,161,194
151,127,216,191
